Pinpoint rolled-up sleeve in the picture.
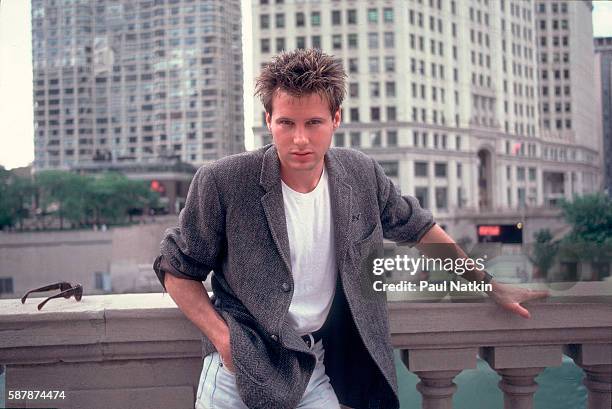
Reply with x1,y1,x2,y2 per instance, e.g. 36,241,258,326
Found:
372,157,435,245
153,165,225,290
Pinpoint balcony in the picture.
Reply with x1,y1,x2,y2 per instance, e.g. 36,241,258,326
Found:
1,283,610,409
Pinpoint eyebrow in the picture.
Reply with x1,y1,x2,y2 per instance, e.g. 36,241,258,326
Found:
275,116,326,122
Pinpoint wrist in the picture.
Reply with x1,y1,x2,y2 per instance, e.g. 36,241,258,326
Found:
208,316,231,350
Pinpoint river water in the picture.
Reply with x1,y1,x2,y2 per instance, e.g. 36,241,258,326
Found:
394,352,587,408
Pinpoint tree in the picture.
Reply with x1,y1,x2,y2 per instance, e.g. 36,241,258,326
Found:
35,171,89,229
528,229,558,280
0,166,35,230
559,193,612,246
86,173,159,225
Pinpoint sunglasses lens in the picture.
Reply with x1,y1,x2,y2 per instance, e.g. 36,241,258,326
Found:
75,286,83,301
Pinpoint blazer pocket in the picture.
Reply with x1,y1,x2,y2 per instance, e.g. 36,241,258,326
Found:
354,223,377,247
225,313,279,386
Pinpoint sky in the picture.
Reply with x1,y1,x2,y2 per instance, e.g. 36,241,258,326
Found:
1,0,611,170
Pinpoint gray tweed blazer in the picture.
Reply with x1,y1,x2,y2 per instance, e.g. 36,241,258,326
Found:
154,145,435,409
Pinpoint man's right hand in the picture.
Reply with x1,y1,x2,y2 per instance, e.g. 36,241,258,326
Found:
214,323,237,374
162,274,237,373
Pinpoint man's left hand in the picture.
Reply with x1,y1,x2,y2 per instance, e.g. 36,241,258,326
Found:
488,282,549,319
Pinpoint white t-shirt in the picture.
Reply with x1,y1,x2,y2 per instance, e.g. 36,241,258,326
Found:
281,168,337,335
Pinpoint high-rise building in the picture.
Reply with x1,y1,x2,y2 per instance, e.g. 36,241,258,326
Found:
31,0,244,170
535,0,601,201
594,37,612,196
251,0,602,242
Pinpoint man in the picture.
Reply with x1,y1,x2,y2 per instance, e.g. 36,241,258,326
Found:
153,49,546,409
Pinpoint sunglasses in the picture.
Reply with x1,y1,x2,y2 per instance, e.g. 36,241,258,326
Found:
21,281,83,310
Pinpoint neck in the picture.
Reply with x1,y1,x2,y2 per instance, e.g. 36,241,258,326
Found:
280,163,324,193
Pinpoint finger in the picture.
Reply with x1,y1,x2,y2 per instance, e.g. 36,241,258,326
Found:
505,302,531,319
524,290,550,301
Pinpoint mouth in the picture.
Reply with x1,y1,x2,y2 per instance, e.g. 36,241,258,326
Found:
291,151,313,157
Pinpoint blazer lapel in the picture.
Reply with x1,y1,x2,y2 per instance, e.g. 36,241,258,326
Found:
259,146,293,275
325,149,353,277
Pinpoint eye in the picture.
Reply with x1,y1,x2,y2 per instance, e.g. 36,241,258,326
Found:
307,119,322,125
279,119,293,125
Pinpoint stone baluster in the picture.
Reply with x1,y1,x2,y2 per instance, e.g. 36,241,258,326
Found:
564,344,612,409
401,348,477,409
480,345,562,409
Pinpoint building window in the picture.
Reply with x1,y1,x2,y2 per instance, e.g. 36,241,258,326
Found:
311,11,321,26
384,56,395,72
435,187,448,210
369,57,379,73
368,32,379,49
370,131,382,147
529,167,536,181
457,163,462,178
384,32,394,48
518,188,526,206
385,81,396,97
350,131,361,147
415,162,428,177
332,34,342,50
260,14,270,29
415,187,429,208
334,132,345,147
434,162,447,178
370,107,380,121
349,82,359,98
275,13,285,28
260,38,270,53
311,35,321,49
384,7,394,23
296,36,306,49
276,38,285,52
347,9,357,24
296,12,305,27
0,277,14,294
348,33,358,48
348,58,358,73
379,161,399,177
94,271,111,292
386,106,397,121
370,82,380,98
332,10,341,25
387,130,397,147
350,108,359,122
517,166,525,181
368,8,378,23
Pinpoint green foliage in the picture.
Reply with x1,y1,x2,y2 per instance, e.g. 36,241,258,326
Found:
529,229,558,277
0,166,36,229
558,193,612,246
0,168,159,230
557,193,612,261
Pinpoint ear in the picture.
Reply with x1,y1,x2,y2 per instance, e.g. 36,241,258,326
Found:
333,109,341,129
265,111,272,131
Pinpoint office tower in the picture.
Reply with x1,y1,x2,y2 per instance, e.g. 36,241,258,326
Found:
535,0,601,200
31,0,244,170
251,0,602,241
594,36,612,196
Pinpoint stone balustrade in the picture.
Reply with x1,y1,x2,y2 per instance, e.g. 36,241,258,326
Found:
0,283,610,409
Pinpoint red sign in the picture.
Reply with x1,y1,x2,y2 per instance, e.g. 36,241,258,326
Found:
478,225,500,236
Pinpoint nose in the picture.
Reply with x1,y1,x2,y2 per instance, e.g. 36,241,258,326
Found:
292,126,308,146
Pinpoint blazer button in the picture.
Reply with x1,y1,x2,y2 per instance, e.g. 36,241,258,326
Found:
271,334,279,342
281,282,291,292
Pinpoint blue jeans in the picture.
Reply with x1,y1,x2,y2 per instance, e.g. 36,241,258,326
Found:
195,339,340,409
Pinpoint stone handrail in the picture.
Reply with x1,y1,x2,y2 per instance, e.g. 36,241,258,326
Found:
0,283,610,409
